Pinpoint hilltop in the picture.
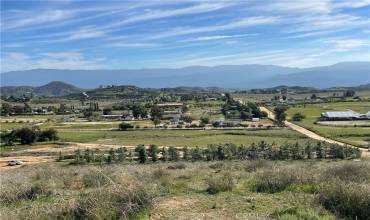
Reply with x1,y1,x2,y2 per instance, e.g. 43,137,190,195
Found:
0,81,82,97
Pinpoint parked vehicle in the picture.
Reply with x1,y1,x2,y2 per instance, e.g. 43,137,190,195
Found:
7,160,23,166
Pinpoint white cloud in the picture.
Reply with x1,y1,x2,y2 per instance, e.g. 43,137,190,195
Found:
253,0,332,14
288,14,370,33
103,42,159,48
149,16,279,39
1,52,104,72
4,10,73,30
179,34,256,42
104,2,233,30
324,38,370,52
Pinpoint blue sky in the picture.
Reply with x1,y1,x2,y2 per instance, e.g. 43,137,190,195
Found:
1,0,370,72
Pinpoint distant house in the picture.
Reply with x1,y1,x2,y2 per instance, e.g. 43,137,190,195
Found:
101,114,123,120
321,110,368,120
252,118,260,122
216,118,242,126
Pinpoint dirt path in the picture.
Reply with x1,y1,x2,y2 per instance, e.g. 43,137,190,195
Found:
0,156,54,171
259,106,370,157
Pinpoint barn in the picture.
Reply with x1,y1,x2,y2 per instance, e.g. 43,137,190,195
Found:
321,110,363,120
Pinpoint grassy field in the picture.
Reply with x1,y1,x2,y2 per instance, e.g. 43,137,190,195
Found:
234,90,370,102
58,129,311,146
286,101,370,147
1,160,369,219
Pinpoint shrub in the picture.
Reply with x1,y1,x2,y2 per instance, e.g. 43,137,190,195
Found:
253,168,304,193
318,181,370,220
167,163,186,170
119,122,134,131
212,121,221,127
292,113,305,122
244,160,269,172
206,173,235,194
322,162,370,183
168,146,179,161
83,170,113,188
0,181,52,203
39,128,59,141
71,185,156,219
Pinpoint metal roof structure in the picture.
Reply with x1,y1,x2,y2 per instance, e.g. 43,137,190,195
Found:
321,111,361,118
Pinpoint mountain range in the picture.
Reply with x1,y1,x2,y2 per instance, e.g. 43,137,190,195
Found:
1,61,369,89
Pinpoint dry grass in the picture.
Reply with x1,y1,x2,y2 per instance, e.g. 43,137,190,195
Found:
0,160,369,219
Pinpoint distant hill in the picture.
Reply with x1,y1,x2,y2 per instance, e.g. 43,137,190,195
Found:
0,81,82,97
257,62,370,88
1,62,369,89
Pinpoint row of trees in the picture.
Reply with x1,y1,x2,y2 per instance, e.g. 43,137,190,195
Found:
67,141,361,165
1,127,59,145
1,102,76,116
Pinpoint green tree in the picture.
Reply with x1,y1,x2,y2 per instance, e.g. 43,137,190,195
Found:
200,116,210,124
136,145,147,163
119,122,134,130
74,149,82,163
116,147,126,162
148,145,158,162
305,142,313,159
103,108,112,115
152,117,161,127
150,105,163,119
132,104,148,118
292,112,305,122
39,128,58,141
291,142,303,160
168,146,179,161
106,148,115,163
15,127,37,145
273,105,288,127
344,90,355,97
84,149,91,163
191,147,203,161
316,142,323,159
248,143,258,160
181,115,193,123
217,145,226,160
161,147,168,162
183,146,190,160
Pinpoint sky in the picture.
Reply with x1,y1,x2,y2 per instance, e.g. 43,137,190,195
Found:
1,0,370,72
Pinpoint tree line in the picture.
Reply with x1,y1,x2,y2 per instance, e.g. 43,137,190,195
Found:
1,127,58,145
65,141,361,165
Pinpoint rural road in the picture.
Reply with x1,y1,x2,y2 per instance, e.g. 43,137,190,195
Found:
259,106,369,157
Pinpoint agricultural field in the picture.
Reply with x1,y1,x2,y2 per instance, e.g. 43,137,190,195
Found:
287,101,370,148
1,160,369,219
57,129,309,147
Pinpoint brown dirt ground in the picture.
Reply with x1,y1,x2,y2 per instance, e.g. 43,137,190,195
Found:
156,196,195,210
0,155,54,172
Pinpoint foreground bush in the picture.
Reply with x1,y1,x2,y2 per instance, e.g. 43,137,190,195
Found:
206,173,235,194
253,166,314,193
70,185,155,219
317,181,370,220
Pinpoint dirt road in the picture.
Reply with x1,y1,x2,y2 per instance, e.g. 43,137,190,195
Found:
259,106,369,157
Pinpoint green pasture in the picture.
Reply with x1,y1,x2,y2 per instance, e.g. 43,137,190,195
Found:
287,101,370,147
58,129,311,147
